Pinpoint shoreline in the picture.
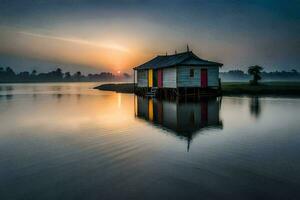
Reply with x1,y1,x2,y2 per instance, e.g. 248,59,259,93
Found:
94,82,300,97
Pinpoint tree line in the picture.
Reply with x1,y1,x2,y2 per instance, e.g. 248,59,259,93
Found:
0,67,131,83
1,66,299,83
220,68,300,82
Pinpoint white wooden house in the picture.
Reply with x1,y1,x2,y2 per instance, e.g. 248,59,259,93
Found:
133,51,223,96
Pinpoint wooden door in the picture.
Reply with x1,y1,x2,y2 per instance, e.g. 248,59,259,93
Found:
158,69,163,88
201,69,208,88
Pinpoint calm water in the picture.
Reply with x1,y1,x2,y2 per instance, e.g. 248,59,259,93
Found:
0,83,300,200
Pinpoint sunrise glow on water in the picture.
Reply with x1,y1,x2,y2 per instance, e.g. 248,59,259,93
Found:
0,83,300,199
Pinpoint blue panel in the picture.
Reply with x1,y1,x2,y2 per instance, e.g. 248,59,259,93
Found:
177,66,219,87
177,66,201,87
137,70,148,87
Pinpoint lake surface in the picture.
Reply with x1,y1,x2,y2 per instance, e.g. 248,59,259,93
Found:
0,83,300,200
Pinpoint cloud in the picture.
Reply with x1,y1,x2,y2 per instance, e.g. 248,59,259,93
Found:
17,30,130,53
0,26,138,71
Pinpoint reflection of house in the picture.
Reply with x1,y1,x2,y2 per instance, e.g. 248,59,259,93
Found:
133,50,223,97
135,96,223,151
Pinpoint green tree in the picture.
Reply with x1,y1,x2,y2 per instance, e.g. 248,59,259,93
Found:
54,68,63,80
74,71,82,81
123,73,131,79
291,69,298,74
31,70,37,76
248,65,263,85
64,72,71,80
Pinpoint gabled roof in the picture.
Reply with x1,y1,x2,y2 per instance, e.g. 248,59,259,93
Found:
133,51,223,70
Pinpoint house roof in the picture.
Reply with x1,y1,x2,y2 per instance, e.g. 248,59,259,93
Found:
133,51,223,70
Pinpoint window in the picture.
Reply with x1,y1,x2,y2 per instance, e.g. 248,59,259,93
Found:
190,69,194,78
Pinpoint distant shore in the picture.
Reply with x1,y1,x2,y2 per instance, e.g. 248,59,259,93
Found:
94,82,300,96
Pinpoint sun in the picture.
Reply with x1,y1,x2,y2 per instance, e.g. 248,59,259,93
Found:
117,70,121,74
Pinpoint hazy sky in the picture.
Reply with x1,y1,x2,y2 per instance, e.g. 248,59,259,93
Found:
0,0,299,73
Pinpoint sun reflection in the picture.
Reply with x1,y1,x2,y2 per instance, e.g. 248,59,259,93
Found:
0,84,136,132
118,93,122,108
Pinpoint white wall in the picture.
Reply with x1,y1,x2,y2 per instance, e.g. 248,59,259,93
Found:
163,68,177,88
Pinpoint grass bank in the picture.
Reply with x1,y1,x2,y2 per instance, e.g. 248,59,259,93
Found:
94,82,300,96
94,83,134,93
222,82,300,96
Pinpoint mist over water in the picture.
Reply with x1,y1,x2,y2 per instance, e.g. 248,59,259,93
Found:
0,83,300,200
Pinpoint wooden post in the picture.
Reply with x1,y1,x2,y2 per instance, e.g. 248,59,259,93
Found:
133,70,136,94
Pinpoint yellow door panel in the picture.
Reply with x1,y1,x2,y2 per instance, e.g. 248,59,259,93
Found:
148,69,153,87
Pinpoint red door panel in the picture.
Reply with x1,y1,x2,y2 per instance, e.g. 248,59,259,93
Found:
201,69,208,88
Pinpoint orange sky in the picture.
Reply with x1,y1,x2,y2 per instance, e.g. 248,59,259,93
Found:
0,26,153,73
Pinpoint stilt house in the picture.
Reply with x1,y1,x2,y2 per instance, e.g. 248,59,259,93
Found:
133,50,223,96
